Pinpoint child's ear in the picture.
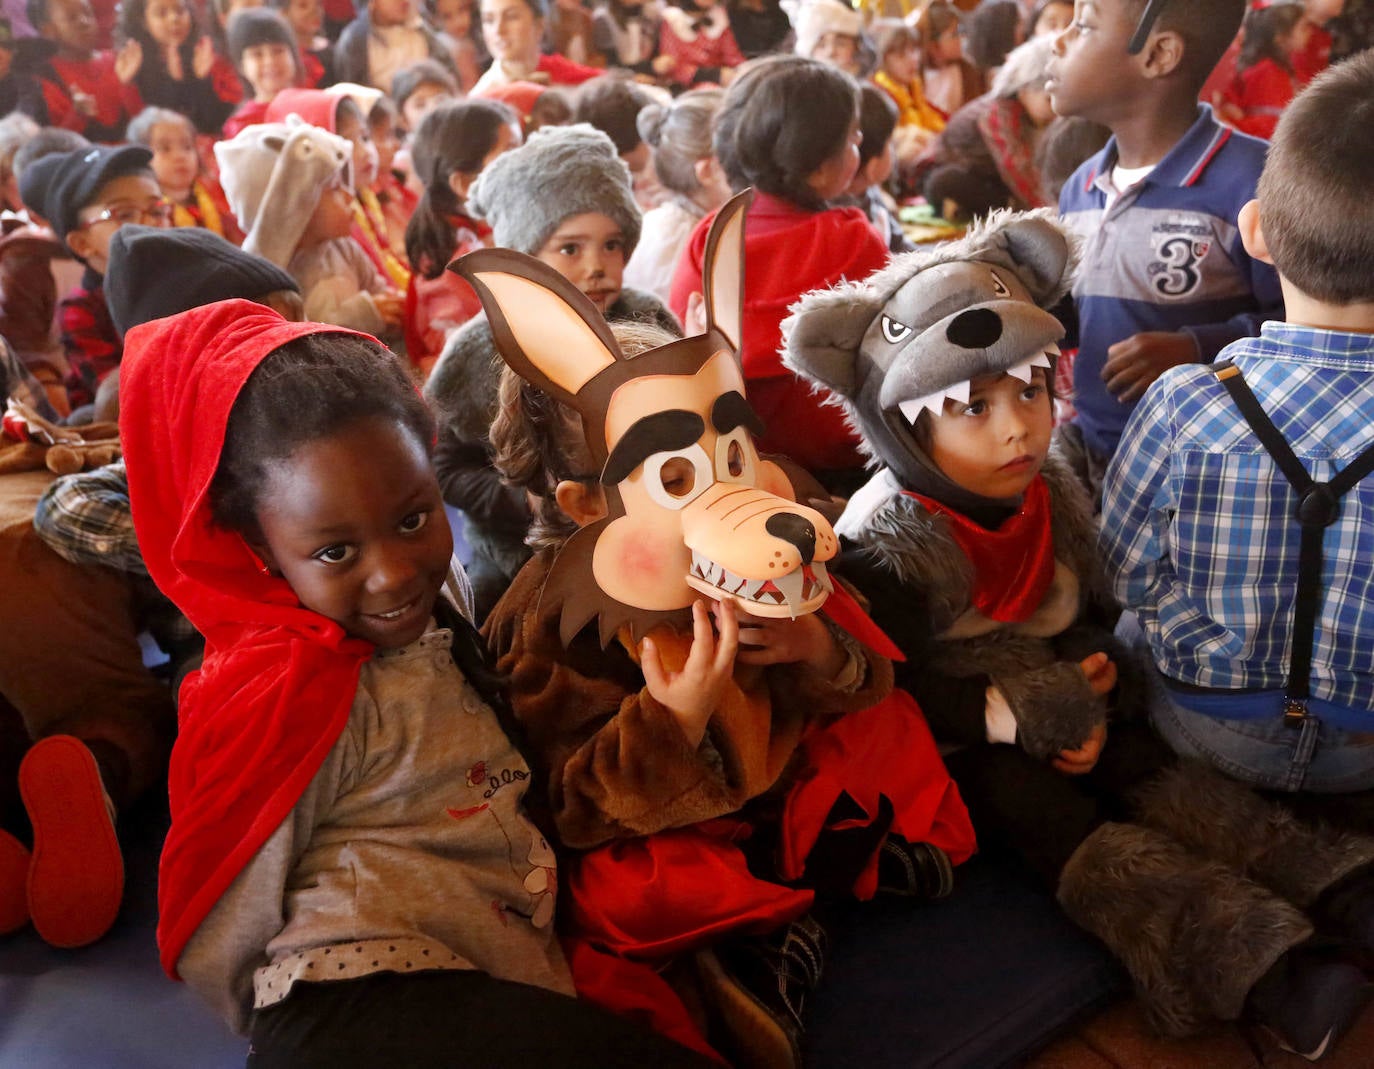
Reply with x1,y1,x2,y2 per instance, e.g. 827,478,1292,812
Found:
1237,199,1273,265
555,479,608,528
64,227,94,264
1140,27,1185,79
447,170,471,198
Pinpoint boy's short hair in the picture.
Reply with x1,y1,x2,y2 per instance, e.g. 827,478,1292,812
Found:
573,74,652,156
1257,51,1374,305
856,83,896,169
1126,0,1246,89
18,144,154,242
390,58,458,108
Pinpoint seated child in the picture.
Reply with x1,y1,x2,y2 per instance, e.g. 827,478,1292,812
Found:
215,118,404,335
573,74,661,208
114,0,240,135
870,18,944,170
783,207,1374,1058
427,0,483,91
128,107,244,244
1050,0,1284,503
656,0,743,90
424,123,678,620
792,0,867,78
1025,0,1072,38
391,55,457,131
17,144,169,412
267,0,332,85
367,93,415,252
1217,1,1307,140
0,223,298,950
915,0,985,117
403,98,519,378
591,0,666,79
833,83,912,255
222,7,303,138
28,0,141,140
117,297,712,1067
623,86,729,303
472,0,601,93
1103,51,1374,853
963,0,1020,74
920,33,1057,223
334,0,456,93
466,202,972,1064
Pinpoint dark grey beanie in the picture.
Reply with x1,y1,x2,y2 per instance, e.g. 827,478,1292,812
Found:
466,123,642,258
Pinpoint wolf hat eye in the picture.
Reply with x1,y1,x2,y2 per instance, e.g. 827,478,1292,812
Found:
990,270,1011,297
880,315,912,345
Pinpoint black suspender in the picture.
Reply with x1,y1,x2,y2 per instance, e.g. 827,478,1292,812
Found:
1214,361,1374,723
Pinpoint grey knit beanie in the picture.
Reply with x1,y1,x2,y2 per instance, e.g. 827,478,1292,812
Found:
466,123,642,258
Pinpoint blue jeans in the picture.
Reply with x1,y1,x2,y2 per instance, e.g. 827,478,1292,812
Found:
1117,613,1374,793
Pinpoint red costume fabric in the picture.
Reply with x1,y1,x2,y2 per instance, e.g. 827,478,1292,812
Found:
222,98,272,140
58,270,120,409
1221,58,1296,140
669,192,888,473
39,53,142,141
119,300,375,978
656,6,744,88
534,51,603,86
904,475,1056,625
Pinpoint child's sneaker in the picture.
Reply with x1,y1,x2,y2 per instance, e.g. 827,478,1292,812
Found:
1247,945,1372,1061
0,829,30,934
695,912,828,1069
18,735,123,948
876,839,954,899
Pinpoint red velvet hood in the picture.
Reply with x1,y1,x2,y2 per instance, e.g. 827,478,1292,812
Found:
264,87,341,131
120,299,376,977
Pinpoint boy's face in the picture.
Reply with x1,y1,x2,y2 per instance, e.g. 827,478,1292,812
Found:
250,416,453,650
67,172,170,273
145,0,193,49
371,0,413,27
481,0,541,65
241,41,297,99
400,81,453,130
433,0,472,39
45,0,98,56
534,211,625,315
284,0,322,37
1046,0,1140,123
147,120,200,196
926,369,1053,499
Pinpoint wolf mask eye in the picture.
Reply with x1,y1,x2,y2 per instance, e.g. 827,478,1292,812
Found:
880,315,912,344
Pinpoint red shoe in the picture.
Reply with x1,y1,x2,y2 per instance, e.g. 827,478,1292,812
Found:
0,829,30,934
18,736,124,948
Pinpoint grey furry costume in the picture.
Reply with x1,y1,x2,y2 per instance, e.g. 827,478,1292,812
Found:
781,208,1374,1037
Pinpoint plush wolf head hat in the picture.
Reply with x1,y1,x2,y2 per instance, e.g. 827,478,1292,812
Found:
453,190,839,647
782,208,1076,515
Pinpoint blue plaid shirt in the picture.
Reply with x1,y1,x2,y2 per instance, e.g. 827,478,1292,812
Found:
1102,322,1374,725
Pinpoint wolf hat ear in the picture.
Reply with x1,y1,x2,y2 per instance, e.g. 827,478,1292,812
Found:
780,278,886,402
991,213,1071,306
700,189,751,355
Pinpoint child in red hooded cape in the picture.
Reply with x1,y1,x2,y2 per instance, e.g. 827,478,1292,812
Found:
119,299,715,1067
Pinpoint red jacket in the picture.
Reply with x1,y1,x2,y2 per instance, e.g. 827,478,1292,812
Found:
669,192,888,474
39,53,142,141
1222,58,1296,140
120,300,376,978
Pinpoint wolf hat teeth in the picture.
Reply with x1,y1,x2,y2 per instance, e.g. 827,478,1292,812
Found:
896,348,1058,424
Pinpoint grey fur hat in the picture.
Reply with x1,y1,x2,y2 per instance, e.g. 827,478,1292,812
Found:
466,123,642,258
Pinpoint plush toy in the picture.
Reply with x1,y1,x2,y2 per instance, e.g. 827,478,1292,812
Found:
0,398,120,475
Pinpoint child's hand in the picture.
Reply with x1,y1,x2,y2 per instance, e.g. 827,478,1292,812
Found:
1053,722,1107,775
643,598,739,748
651,54,676,76
727,599,847,680
1079,651,1118,696
192,36,215,79
70,87,98,116
114,40,142,84
373,291,405,327
1101,331,1198,402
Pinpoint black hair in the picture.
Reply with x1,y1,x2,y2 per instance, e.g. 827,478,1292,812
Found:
225,7,303,78
404,98,518,278
713,54,859,212
964,0,1020,70
117,0,206,80
210,333,435,538
574,73,652,156
390,57,459,109
1238,1,1305,73
856,82,896,170
1123,0,1248,89
1033,115,1110,202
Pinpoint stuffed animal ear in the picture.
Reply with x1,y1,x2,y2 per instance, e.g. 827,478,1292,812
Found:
453,248,624,407
780,281,881,401
700,189,751,354
997,214,1071,304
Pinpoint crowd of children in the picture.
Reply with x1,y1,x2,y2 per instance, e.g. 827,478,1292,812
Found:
3,0,1374,1064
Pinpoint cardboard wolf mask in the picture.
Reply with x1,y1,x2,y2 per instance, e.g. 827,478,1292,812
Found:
452,191,839,647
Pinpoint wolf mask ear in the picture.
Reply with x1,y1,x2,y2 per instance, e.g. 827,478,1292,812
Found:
701,189,751,354
452,248,624,412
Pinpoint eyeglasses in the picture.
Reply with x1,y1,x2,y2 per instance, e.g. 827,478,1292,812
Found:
74,199,174,229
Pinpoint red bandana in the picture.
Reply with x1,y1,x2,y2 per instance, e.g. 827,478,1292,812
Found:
903,475,1056,623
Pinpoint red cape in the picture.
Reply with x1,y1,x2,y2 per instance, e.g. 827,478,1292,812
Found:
120,300,377,977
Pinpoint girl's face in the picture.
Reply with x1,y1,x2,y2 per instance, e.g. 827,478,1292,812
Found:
926,369,1052,499
240,41,297,100
433,0,473,39
928,22,962,66
450,120,521,195
806,116,862,202
481,0,542,65
301,177,355,244
810,31,859,73
401,81,454,130
250,416,454,650
283,0,323,38
371,0,414,26
147,119,200,196
145,0,193,48
1281,17,1314,56
1031,0,1072,38
534,212,625,315
884,40,921,83
336,104,379,187
370,113,401,174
